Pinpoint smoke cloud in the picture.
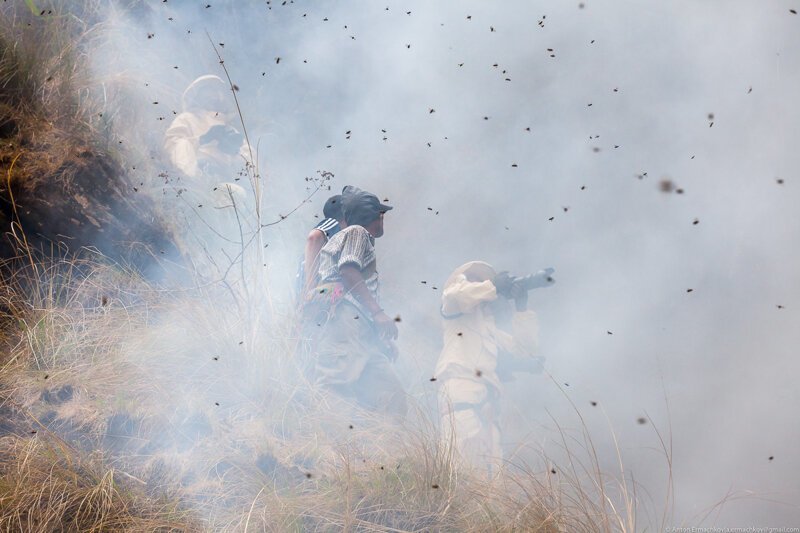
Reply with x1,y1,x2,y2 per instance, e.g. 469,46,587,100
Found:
82,0,800,526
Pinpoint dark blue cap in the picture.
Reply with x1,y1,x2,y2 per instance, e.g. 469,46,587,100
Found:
341,186,392,226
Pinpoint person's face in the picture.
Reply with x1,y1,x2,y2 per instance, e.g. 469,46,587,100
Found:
365,212,385,238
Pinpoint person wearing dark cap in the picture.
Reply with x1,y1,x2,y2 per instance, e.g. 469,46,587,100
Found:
307,186,406,417
299,193,348,297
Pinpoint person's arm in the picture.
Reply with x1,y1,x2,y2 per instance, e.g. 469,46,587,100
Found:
303,229,326,293
164,115,199,176
495,309,539,357
335,226,398,339
339,263,398,339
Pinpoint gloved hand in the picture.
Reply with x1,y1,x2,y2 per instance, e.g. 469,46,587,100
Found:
382,340,399,362
526,267,556,289
492,271,514,298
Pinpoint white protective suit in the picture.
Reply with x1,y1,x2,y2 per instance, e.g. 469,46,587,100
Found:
163,76,256,283
164,75,251,180
435,261,539,474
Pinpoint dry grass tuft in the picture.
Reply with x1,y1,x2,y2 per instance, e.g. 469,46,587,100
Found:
0,433,197,532
0,2,113,176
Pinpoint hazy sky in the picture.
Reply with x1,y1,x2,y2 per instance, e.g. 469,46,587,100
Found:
97,0,800,527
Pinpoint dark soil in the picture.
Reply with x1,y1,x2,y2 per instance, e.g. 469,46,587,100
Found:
38,410,93,447
103,412,144,453
40,384,74,404
0,400,22,436
0,149,180,279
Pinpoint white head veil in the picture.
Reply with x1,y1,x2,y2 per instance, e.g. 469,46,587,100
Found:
444,261,496,291
181,74,226,111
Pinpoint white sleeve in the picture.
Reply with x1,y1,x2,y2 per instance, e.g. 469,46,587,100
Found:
164,115,199,176
495,310,539,357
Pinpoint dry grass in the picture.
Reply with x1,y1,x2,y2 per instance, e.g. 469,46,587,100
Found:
0,248,650,532
237,433,564,532
0,3,182,284
0,2,115,178
0,252,197,532
0,434,197,532
0,3,657,531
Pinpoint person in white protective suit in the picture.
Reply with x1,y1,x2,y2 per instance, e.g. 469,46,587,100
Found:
164,74,251,182
434,261,554,476
164,76,258,280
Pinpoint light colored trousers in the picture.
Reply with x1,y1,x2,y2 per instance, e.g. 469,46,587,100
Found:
312,302,407,418
439,376,501,476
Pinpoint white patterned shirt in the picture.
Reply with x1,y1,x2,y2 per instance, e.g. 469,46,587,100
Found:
317,225,379,316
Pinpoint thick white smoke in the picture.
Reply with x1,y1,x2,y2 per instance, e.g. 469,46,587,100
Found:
84,0,800,526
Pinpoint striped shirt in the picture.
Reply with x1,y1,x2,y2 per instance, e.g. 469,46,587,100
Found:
318,225,379,316
314,217,341,238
